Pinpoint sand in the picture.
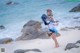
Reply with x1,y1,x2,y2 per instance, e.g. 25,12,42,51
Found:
0,29,80,53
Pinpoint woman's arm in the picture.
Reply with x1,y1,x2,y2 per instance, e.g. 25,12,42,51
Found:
52,17,59,26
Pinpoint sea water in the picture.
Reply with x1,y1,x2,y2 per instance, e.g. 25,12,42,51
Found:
0,0,80,39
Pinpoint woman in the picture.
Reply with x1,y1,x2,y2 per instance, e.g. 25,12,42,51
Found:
41,9,60,48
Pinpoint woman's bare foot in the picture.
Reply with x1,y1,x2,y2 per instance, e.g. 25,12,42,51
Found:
55,44,59,48
55,43,59,48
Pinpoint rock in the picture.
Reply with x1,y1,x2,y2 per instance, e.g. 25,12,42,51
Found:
67,27,75,29
29,49,41,52
22,20,41,33
0,25,5,29
14,49,41,53
75,26,80,28
14,49,25,53
75,26,80,30
0,38,13,44
23,20,41,29
65,43,79,51
69,4,80,12
6,1,19,5
16,20,49,40
78,28,80,30
60,28,68,31
76,40,80,44
58,27,76,31
16,27,49,40
73,17,80,19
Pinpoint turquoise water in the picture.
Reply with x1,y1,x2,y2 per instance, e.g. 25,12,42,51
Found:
0,0,80,39
0,0,80,24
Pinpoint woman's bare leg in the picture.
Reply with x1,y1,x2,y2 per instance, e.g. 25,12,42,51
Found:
51,33,59,48
56,33,61,37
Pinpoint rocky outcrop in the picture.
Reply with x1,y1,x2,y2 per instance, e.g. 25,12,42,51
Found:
0,38,13,44
14,49,41,53
60,26,80,31
60,27,68,31
60,28,68,31
65,40,80,51
69,4,80,12
0,25,5,30
76,40,80,44
16,20,50,40
65,43,79,51
23,20,41,28
6,1,19,5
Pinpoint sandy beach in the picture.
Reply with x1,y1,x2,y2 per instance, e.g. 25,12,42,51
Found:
0,0,80,53
0,29,80,53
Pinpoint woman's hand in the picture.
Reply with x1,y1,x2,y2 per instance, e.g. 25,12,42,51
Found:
53,21,59,26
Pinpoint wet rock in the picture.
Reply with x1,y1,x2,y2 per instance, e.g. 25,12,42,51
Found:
64,27,76,29
76,40,80,44
30,49,42,52
14,49,25,53
0,38,13,44
6,1,19,5
14,49,41,53
69,4,80,12
75,26,80,29
23,20,41,28
78,28,80,30
60,28,68,31
75,26,80,28
16,27,49,40
22,20,41,31
68,27,75,29
73,17,80,19
0,25,5,29
16,20,49,40
65,43,79,51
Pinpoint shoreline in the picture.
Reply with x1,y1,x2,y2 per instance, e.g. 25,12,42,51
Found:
0,29,80,53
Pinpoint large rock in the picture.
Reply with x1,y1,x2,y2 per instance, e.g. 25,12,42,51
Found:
69,4,80,12
14,49,25,53
16,20,50,40
23,20,41,29
0,25,5,30
76,40,80,44
75,26,80,30
14,49,41,53
0,38,13,44
65,43,79,51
